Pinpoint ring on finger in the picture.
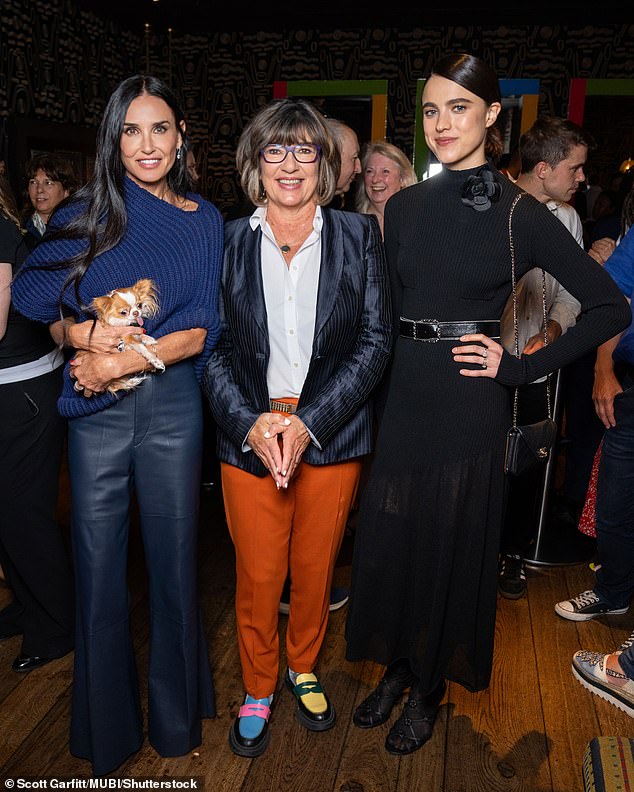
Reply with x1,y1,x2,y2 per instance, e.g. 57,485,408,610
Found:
73,380,85,392
117,337,125,352
481,359,487,369
481,348,488,359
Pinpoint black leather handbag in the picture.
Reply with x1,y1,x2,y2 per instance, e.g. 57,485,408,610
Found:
504,418,558,476
503,192,558,477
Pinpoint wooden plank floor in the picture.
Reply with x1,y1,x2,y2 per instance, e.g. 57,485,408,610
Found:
1,469,632,791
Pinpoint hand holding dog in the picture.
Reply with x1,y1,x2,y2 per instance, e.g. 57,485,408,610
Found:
67,319,138,353
70,349,142,395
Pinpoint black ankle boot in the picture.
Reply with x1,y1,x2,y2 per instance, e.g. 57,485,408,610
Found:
353,659,417,729
385,678,446,755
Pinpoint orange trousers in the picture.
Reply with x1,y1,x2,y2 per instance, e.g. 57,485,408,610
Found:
221,456,361,698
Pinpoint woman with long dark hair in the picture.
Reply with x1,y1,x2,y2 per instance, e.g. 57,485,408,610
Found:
344,52,630,755
12,74,223,776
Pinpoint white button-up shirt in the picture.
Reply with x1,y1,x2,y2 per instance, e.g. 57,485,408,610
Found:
250,205,322,399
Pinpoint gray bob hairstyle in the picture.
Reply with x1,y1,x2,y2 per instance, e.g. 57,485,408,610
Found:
235,98,340,207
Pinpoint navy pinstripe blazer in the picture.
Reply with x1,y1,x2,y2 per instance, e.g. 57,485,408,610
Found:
202,208,392,476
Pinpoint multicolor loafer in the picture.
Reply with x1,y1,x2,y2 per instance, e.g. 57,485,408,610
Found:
572,650,634,718
285,670,336,731
228,695,273,757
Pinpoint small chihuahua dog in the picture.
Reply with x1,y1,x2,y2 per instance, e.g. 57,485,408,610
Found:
91,278,165,394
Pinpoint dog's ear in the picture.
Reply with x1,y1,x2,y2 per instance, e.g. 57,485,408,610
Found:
135,278,156,299
91,295,111,319
135,278,159,316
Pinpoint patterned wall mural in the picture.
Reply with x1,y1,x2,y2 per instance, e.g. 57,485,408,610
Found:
2,0,634,216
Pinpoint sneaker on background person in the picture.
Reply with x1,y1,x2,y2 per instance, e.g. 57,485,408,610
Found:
498,553,527,599
279,585,349,615
555,589,629,621
572,630,634,718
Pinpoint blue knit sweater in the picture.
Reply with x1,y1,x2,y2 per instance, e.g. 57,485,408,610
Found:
12,177,223,418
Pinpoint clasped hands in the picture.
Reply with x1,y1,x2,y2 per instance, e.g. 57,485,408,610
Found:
248,412,311,489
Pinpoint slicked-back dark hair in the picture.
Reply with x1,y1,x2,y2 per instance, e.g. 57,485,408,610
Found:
430,53,504,161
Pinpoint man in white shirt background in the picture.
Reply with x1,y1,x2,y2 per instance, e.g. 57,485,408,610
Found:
498,116,613,598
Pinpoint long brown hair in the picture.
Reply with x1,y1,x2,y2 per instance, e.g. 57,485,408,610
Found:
0,176,23,231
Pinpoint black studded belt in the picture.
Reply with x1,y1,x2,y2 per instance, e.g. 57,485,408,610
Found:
399,318,501,342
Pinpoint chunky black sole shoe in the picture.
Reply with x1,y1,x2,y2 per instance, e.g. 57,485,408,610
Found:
228,696,274,758
285,670,336,731
228,716,270,758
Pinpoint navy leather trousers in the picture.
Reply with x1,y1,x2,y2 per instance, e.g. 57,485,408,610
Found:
67,361,214,776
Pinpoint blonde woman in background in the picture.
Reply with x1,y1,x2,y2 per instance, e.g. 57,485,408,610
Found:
356,141,417,236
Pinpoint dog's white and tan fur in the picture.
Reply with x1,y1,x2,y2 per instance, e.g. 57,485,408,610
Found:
91,278,165,394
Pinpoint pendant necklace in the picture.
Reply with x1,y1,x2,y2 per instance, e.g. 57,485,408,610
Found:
277,228,313,254
269,217,313,255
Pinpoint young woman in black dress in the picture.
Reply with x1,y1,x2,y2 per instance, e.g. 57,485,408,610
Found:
344,52,631,755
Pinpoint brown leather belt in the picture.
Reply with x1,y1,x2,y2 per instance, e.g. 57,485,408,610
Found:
270,399,297,414
399,318,500,342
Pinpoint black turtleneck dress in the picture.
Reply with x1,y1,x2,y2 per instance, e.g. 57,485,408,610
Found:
344,164,631,693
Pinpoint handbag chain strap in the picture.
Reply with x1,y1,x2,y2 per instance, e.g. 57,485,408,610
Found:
508,191,552,428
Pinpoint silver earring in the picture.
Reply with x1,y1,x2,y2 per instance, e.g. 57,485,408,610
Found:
176,148,182,161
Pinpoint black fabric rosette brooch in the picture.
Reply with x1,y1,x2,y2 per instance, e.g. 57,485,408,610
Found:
461,165,502,211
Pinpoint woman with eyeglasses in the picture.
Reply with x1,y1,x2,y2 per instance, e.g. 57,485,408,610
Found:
203,97,391,757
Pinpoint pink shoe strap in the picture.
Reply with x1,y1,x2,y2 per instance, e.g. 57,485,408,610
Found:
238,702,271,721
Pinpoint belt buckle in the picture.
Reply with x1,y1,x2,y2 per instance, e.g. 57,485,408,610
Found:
415,318,440,343
270,399,295,414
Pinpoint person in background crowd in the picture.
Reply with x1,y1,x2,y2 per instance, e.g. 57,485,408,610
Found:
355,140,417,237
0,175,74,674
498,115,594,598
324,117,362,209
23,153,78,247
556,222,634,623
566,223,634,719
